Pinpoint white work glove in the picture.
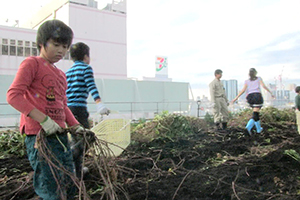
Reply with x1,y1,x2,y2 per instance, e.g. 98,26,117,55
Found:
96,102,110,115
211,102,216,107
40,116,63,136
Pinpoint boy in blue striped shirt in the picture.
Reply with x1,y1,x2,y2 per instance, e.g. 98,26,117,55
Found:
66,42,109,177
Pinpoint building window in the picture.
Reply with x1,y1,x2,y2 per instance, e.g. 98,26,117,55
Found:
2,38,8,45
18,40,23,46
10,39,16,56
1,39,39,56
32,47,37,56
10,46,16,56
2,45,8,55
17,40,24,57
17,47,24,56
1,39,8,55
25,41,30,47
25,47,31,57
10,39,16,46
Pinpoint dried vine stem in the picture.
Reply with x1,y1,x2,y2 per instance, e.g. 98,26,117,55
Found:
37,131,89,200
232,181,241,200
36,129,129,200
231,168,241,200
172,170,192,200
85,136,130,200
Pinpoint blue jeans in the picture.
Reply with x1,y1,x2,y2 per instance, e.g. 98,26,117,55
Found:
25,134,76,200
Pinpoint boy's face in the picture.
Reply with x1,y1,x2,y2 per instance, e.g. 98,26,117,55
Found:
83,54,90,65
40,39,68,64
215,73,222,79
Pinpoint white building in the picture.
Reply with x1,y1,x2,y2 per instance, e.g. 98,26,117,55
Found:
1,0,127,79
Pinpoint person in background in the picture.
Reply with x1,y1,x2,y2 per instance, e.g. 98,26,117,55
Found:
66,42,109,178
294,86,300,134
209,69,229,131
231,68,274,135
6,19,84,199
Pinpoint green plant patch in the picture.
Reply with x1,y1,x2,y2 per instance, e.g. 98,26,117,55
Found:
0,130,26,158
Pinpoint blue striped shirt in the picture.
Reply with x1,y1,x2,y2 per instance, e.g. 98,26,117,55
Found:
66,61,100,107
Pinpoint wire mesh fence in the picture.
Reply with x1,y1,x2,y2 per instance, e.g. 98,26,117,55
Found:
0,99,296,128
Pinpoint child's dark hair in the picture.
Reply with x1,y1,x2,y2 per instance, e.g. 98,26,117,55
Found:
36,19,73,51
214,69,223,76
249,68,258,81
70,42,90,61
295,86,300,93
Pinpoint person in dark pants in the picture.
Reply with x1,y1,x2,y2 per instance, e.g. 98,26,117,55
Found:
66,42,109,178
231,68,274,135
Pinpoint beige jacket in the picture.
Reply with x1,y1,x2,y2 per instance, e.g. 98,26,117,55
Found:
209,78,228,103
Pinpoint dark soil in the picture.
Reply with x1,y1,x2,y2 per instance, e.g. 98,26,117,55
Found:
1,121,300,200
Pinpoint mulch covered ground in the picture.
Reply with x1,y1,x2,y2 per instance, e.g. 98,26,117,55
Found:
1,120,300,200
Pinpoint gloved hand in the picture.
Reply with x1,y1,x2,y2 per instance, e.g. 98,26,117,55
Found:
40,116,63,136
70,125,96,161
96,102,110,115
69,124,85,135
69,125,96,143
211,102,215,107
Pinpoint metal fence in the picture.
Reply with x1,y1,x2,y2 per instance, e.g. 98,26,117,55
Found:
0,99,295,128
0,101,198,128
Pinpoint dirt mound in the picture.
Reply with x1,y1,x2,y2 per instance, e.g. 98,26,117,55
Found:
114,124,300,200
1,111,300,200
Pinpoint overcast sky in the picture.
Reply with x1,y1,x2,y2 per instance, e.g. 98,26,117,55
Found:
1,0,300,98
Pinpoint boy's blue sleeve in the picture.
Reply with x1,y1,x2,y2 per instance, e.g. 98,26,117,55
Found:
84,66,101,101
